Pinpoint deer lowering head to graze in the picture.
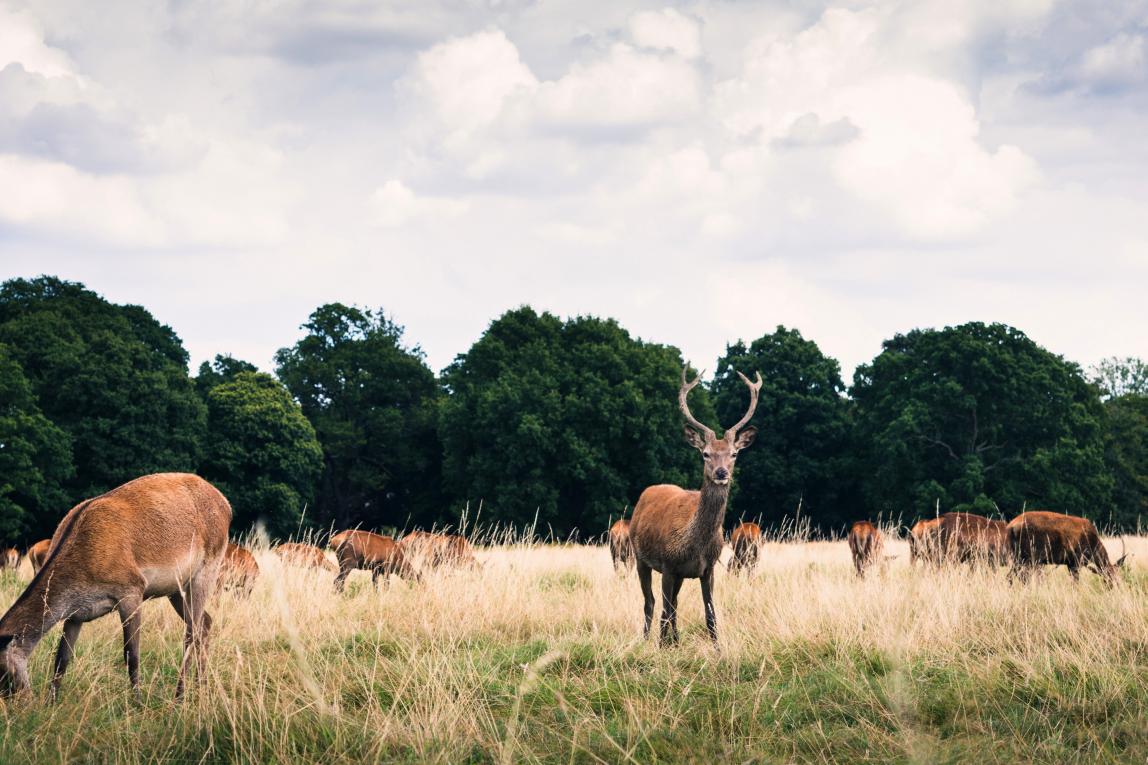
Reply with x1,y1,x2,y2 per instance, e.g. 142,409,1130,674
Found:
848,521,885,577
398,530,478,572
0,548,18,571
728,522,762,575
219,542,260,597
1007,510,1127,586
937,512,1009,566
26,539,50,574
332,530,419,592
906,518,941,567
274,542,338,573
0,473,230,700
608,519,634,573
629,366,761,645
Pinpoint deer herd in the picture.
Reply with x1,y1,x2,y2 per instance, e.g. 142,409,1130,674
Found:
0,366,1135,701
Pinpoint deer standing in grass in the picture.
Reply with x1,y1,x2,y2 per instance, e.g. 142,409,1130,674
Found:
26,539,50,574
630,367,761,645
728,522,763,575
608,519,634,573
0,473,230,699
848,521,885,577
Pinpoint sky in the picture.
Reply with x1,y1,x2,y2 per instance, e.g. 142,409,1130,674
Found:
0,0,1146,380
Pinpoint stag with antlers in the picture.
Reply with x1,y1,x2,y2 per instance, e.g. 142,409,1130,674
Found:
629,366,761,645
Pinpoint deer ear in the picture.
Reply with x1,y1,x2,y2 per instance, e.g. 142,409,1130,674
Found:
683,425,707,450
733,426,757,449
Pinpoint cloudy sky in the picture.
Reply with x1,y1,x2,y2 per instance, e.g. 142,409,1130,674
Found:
1,0,1145,379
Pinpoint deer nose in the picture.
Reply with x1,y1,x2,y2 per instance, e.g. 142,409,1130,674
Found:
714,467,729,481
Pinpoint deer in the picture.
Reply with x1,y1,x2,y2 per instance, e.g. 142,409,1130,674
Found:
906,518,941,567
728,522,762,575
26,539,50,574
608,519,634,573
848,521,886,577
219,542,260,596
332,530,419,592
936,512,1009,566
629,366,761,645
398,530,479,571
1007,510,1127,586
274,542,337,573
0,473,230,700
0,548,18,570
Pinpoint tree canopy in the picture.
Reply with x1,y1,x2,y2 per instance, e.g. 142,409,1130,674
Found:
439,306,710,535
275,303,441,531
851,322,1112,522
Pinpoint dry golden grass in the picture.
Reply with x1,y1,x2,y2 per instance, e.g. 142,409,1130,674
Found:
1,531,1147,763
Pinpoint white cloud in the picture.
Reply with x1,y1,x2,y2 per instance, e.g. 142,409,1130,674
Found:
629,9,702,60
1078,33,1146,90
370,180,469,228
0,6,76,78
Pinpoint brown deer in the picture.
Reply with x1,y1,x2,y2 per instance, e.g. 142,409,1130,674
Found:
630,366,761,645
906,518,941,566
219,542,260,596
937,512,1009,566
26,539,50,574
332,530,419,592
0,548,18,570
0,473,230,699
398,530,479,571
848,521,885,577
608,519,634,573
274,542,337,573
1007,510,1127,585
728,522,762,575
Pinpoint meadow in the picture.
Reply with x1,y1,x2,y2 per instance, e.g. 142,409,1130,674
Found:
1,531,1147,764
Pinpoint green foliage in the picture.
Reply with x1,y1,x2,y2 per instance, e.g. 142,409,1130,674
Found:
0,276,205,511
195,354,258,397
0,344,73,541
275,303,441,530
851,322,1112,522
1102,394,1148,529
1092,356,1148,400
199,371,323,538
439,306,708,534
712,327,854,531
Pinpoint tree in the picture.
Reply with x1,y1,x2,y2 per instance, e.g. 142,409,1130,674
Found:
439,306,710,535
199,372,323,538
851,322,1112,524
275,304,441,531
195,354,258,397
711,327,854,532
1092,357,1148,400
0,277,205,504
1101,394,1148,529
0,344,73,542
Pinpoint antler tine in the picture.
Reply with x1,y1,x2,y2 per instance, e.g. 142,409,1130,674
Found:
679,366,715,439
727,370,763,437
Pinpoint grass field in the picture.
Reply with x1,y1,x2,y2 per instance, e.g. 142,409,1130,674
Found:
1,531,1147,764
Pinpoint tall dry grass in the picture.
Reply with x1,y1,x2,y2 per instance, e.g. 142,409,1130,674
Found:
1,529,1146,763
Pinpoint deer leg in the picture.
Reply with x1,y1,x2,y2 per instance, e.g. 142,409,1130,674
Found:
117,593,144,695
170,584,212,699
333,558,352,593
637,561,655,639
700,566,718,642
51,618,83,700
659,573,681,646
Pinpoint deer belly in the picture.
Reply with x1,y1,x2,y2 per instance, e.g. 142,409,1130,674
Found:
140,552,205,596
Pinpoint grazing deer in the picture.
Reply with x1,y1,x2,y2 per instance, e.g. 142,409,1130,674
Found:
630,366,761,645
728,522,762,575
608,519,634,573
0,548,18,570
26,539,50,574
1007,510,1127,586
219,542,260,596
274,542,337,573
906,518,941,567
937,512,1009,566
398,530,478,571
332,530,418,592
0,473,230,699
848,521,885,577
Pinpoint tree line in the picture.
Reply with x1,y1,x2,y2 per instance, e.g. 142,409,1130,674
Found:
1,276,1145,543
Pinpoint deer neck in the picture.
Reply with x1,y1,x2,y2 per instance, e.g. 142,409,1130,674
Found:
0,566,72,655
688,480,730,542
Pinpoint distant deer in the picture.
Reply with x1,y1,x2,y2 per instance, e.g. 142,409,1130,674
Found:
848,521,885,577
1008,510,1127,586
630,366,761,645
332,530,419,591
728,522,762,575
936,512,1009,566
0,473,230,699
0,548,18,570
398,530,479,571
219,542,260,596
608,519,634,573
26,539,50,574
906,518,941,567
274,542,337,573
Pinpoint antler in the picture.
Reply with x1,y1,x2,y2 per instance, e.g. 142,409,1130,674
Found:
1116,536,1129,567
679,366,715,440
725,370,763,437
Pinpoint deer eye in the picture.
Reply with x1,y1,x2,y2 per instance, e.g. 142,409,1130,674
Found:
702,452,712,460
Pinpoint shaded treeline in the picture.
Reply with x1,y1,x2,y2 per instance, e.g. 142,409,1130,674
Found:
2,275,1146,542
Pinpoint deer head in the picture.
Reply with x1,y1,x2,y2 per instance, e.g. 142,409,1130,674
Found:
680,366,762,486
